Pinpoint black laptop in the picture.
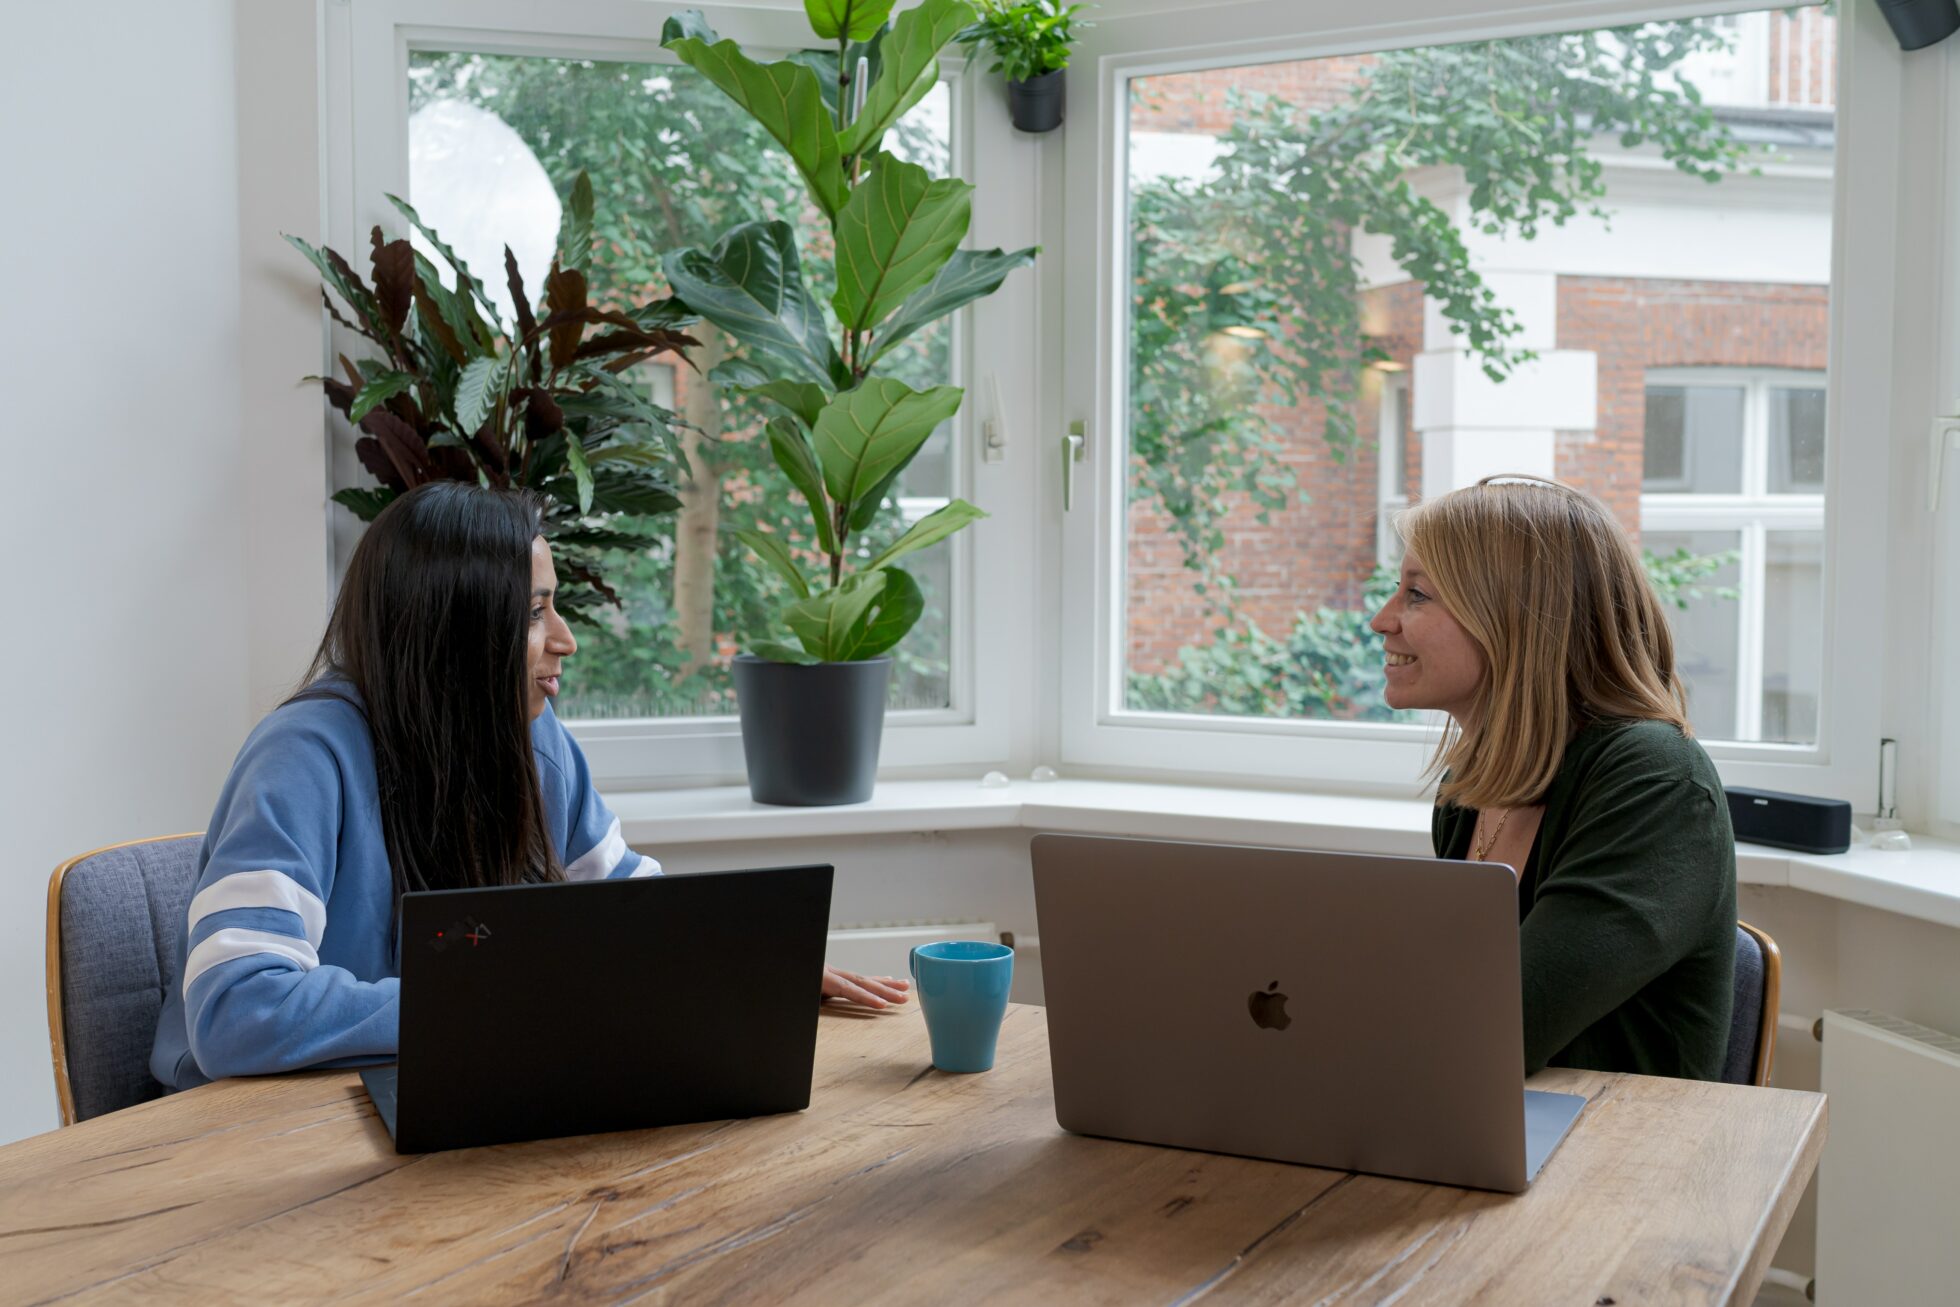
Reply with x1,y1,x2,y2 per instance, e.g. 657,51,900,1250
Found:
361,864,833,1153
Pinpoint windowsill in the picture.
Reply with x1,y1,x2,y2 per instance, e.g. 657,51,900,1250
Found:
607,778,1960,931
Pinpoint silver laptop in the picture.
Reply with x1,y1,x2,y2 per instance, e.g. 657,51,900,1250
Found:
1030,833,1585,1193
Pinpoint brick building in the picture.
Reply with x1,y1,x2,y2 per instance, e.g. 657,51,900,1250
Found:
1121,8,1836,743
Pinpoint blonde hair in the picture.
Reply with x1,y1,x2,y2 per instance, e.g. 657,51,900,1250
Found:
1399,475,1690,810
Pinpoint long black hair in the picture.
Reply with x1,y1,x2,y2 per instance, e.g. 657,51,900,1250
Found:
295,481,563,908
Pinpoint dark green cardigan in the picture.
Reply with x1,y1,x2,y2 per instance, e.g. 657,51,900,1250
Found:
1433,718,1737,1080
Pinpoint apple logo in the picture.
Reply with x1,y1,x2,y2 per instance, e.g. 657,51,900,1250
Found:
1248,981,1291,1031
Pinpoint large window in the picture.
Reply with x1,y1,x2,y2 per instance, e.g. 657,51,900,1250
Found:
1058,0,1896,798
401,52,958,722
1110,6,1833,740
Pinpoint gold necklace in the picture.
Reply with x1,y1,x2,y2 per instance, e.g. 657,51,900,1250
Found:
1473,808,1512,862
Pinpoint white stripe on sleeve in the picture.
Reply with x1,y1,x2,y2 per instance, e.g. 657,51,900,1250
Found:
629,855,663,878
183,928,321,997
188,869,328,945
564,816,628,881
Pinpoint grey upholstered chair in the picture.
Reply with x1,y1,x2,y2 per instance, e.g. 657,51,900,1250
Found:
1722,920,1782,1087
45,834,203,1124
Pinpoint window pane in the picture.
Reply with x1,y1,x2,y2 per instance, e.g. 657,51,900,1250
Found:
1768,386,1827,492
1762,530,1822,743
402,53,955,720
1643,387,1689,487
1117,5,1832,728
1645,530,1743,739
1643,384,1745,494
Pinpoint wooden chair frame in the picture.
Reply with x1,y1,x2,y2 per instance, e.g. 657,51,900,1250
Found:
1738,919,1782,1087
45,834,202,1127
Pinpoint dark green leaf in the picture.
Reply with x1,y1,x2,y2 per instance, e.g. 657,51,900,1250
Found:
557,170,595,272
833,154,972,333
563,433,595,513
348,371,415,423
811,378,963,510
864,498,986,570
839,565,923,658
866,246,1038,368
663,13,849,217
786,570,887,661
663,223,844,388
589,472,684,516
709,358,772,389
838,0,973,156
750,638,821,665
456,356,501,434
285,234,384,339
550,525,646,552
805,0,893,42
744,380,830,428
331,487,397,521
735,528,812,598
766,417,838,554
847,463,905,531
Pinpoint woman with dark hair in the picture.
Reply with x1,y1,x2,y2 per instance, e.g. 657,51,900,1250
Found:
151,482,904,1091
1370,475,1736,1080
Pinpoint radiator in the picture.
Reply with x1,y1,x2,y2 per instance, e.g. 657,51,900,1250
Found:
825,922,998,982
1815,1009,1960,1305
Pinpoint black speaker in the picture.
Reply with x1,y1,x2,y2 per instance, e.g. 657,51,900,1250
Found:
1726,786,1853,855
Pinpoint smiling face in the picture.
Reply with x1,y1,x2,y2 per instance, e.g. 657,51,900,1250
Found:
526,536,577,720
1367,549,1487,723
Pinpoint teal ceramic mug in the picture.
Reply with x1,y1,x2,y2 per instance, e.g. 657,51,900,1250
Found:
909,940,1014,1073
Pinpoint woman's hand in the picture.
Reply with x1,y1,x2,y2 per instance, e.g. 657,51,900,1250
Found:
822,965,911,1010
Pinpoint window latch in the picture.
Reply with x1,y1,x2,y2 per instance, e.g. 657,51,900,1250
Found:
1062,420,1086,511
1931,417,1960,512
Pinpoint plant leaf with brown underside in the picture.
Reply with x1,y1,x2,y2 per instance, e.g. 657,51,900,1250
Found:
520,388,565,440
544,264,588,371
370,230,416,341
411,280,469,365
360,408,435,486
506,246,538,342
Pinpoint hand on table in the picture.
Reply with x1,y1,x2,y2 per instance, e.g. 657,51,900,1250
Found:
822,965,911,1010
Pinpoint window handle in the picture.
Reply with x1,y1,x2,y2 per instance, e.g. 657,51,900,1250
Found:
1062,420,1085,511
1932,418,1960,512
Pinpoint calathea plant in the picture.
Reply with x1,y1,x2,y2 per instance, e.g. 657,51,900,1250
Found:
288,172,698,621
661,0,1037,664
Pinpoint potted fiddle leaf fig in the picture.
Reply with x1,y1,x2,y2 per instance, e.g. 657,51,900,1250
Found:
662,0,1037,804
957,0,1091,133
289,171,698,621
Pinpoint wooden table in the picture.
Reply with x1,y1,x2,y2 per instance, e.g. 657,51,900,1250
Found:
3,1004,1823,1304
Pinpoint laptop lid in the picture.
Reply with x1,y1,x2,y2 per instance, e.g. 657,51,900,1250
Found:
1031,834,1553,1193
384,863,832,1153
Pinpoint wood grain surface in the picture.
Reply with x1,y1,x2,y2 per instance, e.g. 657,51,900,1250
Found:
1,1004,1824,1305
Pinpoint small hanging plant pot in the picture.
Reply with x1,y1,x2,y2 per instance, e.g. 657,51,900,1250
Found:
1007,69,1065,133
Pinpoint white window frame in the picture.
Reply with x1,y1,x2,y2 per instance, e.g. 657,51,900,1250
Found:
1640,367,1827,743
1056,0,1895,804
1929,36,1960,838
325,0,1041,787
1376,371,1411,569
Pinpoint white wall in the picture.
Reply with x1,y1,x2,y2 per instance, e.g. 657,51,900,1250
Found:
0,1,326,1146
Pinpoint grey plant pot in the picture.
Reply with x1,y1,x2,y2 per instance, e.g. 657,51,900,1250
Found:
1876,0,1960,49
1007,69,1065,133
732,654,892,806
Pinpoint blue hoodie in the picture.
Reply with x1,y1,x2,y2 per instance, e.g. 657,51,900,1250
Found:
149,684,658,1090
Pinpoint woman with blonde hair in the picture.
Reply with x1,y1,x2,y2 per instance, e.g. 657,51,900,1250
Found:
1369,474,1736,1080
